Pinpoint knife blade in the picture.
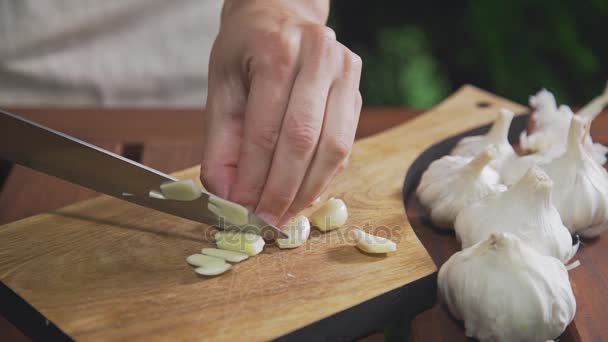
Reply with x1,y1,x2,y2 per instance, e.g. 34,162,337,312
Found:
0,109,286,239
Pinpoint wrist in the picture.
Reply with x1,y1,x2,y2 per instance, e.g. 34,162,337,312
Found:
222,0,329,25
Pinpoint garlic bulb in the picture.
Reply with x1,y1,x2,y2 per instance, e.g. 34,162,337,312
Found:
520,86,608,165
417,147,506,229
541,116,608,237
451,109,516,171
498,152,554,186
438,232,576,342
455,166,574,262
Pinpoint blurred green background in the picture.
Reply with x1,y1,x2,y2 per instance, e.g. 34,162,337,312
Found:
329,1,607,108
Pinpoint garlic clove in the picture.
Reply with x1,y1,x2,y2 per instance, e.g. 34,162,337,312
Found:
201,248,249,263
214,231,265,256
194,263,231,276
353,229,397,254
541,116,608,237
186,253,227,267
276,215,311,249
438,232,576,342
160,179,202,201
455,166,574,262
417,147,506,229
451,109,516,166
309,198,348,231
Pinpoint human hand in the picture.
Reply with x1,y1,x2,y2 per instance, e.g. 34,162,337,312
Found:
201,0,362,226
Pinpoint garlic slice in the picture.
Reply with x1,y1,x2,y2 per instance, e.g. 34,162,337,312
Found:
438,232,576,342
541,116,608,237
309,198,348,231
276,215,311,249
160,179,202,201
194,263,232,276
353,229,397,254
207,195,249,226
201,248,249,263
417,147,506,229
186,253,226,267
451,109,516,170
455,166,574,262
214,231,265,256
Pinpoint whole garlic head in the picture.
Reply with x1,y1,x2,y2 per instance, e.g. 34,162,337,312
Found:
455,166,575,262
541,116,608,237
451,109,516,171
498,151,554,186
417,147,507,229
438,232,576,342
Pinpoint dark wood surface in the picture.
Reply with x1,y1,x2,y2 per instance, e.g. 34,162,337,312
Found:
1,104,607,341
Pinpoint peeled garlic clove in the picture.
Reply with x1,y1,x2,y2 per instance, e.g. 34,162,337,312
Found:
438,232,576,342
160,179,202,201
416,147,506,229
214,231,265,256
201,248,249,263
276,215,311,249
194,263,231,276
186,253,227,267
353,229,397,254
541,116,608,237
455,166,574,262
309,198,348,231
451,109,516,169
207,195,249,226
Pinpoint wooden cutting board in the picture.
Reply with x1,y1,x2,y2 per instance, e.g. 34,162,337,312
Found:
0,86,525,341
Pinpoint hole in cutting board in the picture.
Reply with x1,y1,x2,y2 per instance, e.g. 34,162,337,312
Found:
121,143,144,163
476,101,492,108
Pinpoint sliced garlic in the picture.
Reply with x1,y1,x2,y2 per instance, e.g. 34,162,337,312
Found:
186,253,226,267
416,147,506,229
276,215,311,249
207,195,249,226
451,109,516,171
160,179,202,201
214,231,265,256
201,248,249,263
353,229,397,254
309,198,348,231
438,232,576,342
541,116,608,237
194,263,231,276
455,166,575,262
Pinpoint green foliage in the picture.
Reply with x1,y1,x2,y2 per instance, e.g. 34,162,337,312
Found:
330,1,607,107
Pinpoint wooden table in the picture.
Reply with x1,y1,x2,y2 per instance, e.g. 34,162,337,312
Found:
1,105,606,341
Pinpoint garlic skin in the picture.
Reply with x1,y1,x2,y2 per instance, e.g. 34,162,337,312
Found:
455,166,574,262
541,116,608,237
438,232,576,342
417,148,506,229
520,86,608,165
451,109,516,171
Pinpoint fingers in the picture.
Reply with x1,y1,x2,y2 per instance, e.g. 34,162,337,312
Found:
284,48,363,220
254,26,339,225
227,31,300,209
200,52,246,198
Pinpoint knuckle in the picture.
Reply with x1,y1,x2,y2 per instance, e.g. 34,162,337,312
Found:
256,31,298,76
284,114,318,154
325,135,351,163
355,91,363,107
343,50,363,75
336,159,349,175
251,125,280,152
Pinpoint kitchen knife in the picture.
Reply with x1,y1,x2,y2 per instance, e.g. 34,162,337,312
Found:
0,109,287,239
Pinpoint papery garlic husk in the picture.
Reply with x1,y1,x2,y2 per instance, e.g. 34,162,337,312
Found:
438,232,576,342
455,166,575,262
417,147,507,229
541,116,608,237
520,86,608,165
451,109,516,171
